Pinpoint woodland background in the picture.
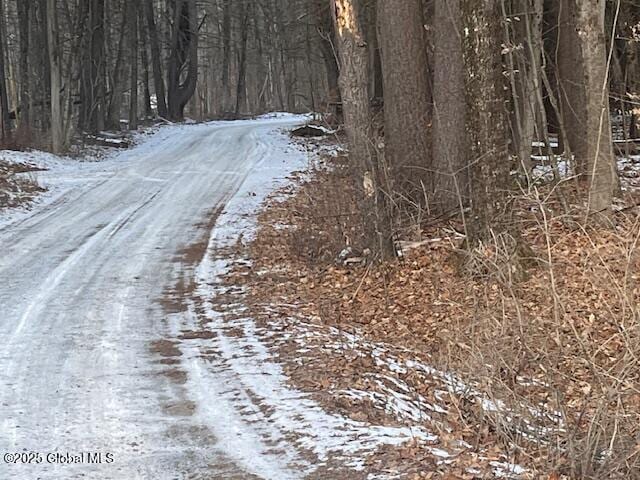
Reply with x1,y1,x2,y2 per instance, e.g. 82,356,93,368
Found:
0,1,638,248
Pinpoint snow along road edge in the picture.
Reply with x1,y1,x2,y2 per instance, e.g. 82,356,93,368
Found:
166,121,434,478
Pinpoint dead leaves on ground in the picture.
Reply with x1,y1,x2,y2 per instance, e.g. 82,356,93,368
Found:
225,143,640,478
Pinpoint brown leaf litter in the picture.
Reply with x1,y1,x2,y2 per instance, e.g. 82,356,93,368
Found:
215,139,640,479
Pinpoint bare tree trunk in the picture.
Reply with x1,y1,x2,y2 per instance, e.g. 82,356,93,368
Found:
1,0,13,119
377,0,431,202
0,0,11,141
267,0,285,111
315,0,340,116
79,0,105,133
107,6,128,130
235,4,249,117
128,0,138,130
281,1,296,111
139,5,152,119
365,0,383,102
34,0,50,133
167,0,199,121
432,0,468,214
221,0,231,112
254,8,267,113
462,0,516,245
16,0,30,131
305,22,317,112
144,0,167,119
92,0,106,132
576,0,618,215
333,0,371,174
556,0,588,172
504,0,544,177
46,0,63,152
333,0,393,258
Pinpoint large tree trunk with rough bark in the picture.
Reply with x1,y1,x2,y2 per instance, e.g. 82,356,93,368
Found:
332,0,371,174
432,0,467,214
462,0,516,245
376,0,431,202
332,0,393,259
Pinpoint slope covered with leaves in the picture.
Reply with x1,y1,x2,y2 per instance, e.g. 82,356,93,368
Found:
227,137,640,479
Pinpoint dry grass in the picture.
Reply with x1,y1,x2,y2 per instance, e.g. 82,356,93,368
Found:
451,204,640,479
0,159,45,210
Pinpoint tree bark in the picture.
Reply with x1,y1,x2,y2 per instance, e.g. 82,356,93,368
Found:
167,0,199,121
79,0,105,133
462,0,515,245
313,0,340,116
16,0,30,131
0,0,11,141
377,0,432,203
235,4,249,116
106,5,128,130
139,5,152,119
281,1,297,111
92,0,106,132
366,2,384,102
505,0,544,177
46,0,63,152
221,0,231,112
576,0,617,215
432,0,468,214
556,0,588,172
144,0,167,119
254,7,268,113
333,0,394,258
128,0,138,130
333,0,371,174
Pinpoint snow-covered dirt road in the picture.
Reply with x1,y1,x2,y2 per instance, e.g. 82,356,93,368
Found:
0,117,425,480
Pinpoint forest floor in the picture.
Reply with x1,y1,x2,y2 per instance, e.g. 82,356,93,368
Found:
223,131,640,479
